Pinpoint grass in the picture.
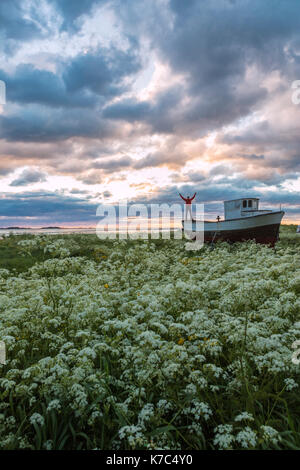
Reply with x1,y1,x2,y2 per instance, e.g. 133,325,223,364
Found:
0,225,299,450
0,225,298,273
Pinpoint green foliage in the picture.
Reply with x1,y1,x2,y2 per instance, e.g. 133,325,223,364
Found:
0,226,299,450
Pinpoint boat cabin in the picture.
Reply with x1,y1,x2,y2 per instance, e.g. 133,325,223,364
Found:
224,198,260,220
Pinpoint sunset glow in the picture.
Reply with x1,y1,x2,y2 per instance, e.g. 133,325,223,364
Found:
1,0,300,226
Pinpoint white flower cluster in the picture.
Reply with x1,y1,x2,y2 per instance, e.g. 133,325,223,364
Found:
0,235,299,449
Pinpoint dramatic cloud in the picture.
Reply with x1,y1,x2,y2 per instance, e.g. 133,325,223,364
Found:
0,106,116,142
53,0,105,31
1,0,300,224
1,64,95,108
92,156,133,172
64,47,141,97
10,168,47,187
0,191,100,226
0,0,43,42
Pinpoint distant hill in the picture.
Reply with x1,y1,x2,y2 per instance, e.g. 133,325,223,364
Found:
0,226,61,230
0,227,32,230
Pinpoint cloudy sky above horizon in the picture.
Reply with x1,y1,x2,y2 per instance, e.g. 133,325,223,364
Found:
1,0,300,226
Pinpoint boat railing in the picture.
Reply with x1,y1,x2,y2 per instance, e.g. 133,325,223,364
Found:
241,209,273,215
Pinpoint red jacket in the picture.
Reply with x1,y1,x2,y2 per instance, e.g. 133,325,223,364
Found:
179,193,196,205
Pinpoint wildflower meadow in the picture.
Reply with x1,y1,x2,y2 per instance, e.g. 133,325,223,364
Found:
0,226,299,450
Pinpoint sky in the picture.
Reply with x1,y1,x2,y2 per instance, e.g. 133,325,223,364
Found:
0,0,300,227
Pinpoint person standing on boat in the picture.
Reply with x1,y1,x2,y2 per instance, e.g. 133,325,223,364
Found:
179,192,196,220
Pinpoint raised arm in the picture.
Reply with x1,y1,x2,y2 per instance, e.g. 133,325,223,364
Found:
179,193,187,202
190,192,196,201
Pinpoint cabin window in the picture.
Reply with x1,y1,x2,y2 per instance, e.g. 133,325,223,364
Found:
248,200,253,208
243,200,247,208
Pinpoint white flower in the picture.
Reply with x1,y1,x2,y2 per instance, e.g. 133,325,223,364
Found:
119,425,145,448
260,425,281,445
284,378,298,391
47,400,61,412
29,413,45,427
234,412,254,422
236,427,257,449
0,234,299,450
43,440,53,450
138,403,154,429
213,425,235,450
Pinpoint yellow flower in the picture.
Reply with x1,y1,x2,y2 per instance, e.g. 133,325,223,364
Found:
178,338,185,345
104,283,109,289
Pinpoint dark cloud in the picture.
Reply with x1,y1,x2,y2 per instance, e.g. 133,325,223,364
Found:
217,118,300,174
53,0,105,31
1,64,95,108
209,165,232,177
1,43,141,109
0,167,14,176
10,168,47,187
133,180,300,220
136,183,252,206
69,188,90,195
0,191,100,225
103,99,151,121
133,149,186,170
167,0,300,84
79,172,103,185
103,86,185,134
114,0,300,139
63,47,141,97
1,180,299,228
239,154,265,161
92,156,133,173
103,73,267,139
0,43,141,142
1,0,300,221
0,105,115,142
0,0,42,41
188,172,206,183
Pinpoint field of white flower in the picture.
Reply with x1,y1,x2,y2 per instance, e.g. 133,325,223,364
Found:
0,227,299,450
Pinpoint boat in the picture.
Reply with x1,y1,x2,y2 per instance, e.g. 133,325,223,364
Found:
182,198,285,246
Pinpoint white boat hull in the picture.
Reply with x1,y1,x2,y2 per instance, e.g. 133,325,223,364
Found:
183,211,285,246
